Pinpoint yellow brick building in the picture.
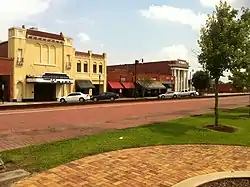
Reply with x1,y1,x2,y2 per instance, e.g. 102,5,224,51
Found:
7,26,107,102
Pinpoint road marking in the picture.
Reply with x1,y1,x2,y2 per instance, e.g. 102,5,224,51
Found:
0,97,220,116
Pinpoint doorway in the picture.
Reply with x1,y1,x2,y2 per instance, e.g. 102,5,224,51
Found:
16,81,23,102
34,83,56,101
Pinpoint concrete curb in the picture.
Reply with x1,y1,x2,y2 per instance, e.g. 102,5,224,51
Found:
0,93,248,111
172,171,250,187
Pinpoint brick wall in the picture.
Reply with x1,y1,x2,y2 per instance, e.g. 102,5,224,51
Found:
0,41,8,58
0,57,13,101
107,68,174,83
108,61,173,75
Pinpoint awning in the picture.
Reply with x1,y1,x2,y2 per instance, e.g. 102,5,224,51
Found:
137,80,166,89
121,82,135,89
75,80,95,89
108,81,123,89
162,82,174,88
26,76,73,84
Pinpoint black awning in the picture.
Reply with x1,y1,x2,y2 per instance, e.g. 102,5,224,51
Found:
75,80,95,89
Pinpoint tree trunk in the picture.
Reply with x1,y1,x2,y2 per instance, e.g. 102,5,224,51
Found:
214,78,219,126
248,88,250,117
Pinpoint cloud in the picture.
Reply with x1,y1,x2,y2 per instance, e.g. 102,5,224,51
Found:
77,32,90,43
0,0,52,40
55,19,66,24
158,44,189,60
140,5,207,31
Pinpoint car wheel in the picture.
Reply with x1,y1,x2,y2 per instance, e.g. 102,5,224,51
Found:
161,95,165,99
79,97,85,102
93,98,98,102
173,95,178,99
110,97,115,101
190,93,195,97
60,98,66,103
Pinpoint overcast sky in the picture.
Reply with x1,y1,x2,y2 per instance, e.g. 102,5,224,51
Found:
0,0,249,81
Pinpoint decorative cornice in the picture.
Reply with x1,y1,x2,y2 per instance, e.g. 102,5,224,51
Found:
27,35,64,44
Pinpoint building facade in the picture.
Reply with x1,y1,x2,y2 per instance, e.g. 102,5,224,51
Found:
0,26,107,102
107,59,189,93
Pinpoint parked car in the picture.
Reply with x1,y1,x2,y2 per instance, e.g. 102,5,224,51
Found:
179,90,199,97
158,91,180,99
90,92,119,101
58,92,90,103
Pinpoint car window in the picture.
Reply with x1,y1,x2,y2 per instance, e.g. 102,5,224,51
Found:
75,93,81,96
67,93,74,96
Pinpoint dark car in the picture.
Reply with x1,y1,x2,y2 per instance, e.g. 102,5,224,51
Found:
90,92,119,101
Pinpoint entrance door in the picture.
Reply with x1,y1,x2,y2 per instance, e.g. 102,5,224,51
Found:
34,83,56,101
16,82,23,102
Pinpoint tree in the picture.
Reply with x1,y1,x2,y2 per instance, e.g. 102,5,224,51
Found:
198,1,250,126
230,68,250,116
137,77,153,97
192,71,211,93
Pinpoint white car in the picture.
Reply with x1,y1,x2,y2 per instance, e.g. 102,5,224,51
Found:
158,91,180,99
179,90,199,97
58,92,90,103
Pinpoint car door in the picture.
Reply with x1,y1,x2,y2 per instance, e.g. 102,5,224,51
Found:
166,91,174,98
98,93,106,100
72,93,81,102
66,93,75,102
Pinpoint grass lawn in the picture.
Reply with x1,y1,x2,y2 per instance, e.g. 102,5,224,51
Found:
1,107,249,173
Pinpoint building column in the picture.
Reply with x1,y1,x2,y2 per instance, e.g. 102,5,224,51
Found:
174,69,177,91
178,69,181,91
185,70,188,90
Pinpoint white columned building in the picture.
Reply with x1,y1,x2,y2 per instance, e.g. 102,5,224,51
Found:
170,59,189,92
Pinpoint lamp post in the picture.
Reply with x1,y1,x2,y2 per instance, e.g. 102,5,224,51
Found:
1,84,4,104
189,69,194,90
134,58,143,98
98,73,101,94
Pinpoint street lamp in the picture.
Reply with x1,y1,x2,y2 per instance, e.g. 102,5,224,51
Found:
134,58,143,98
98,73,102,94
1,84,4,104
189,69,194,90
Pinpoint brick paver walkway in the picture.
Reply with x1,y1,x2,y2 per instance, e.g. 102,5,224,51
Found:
12,145,250,187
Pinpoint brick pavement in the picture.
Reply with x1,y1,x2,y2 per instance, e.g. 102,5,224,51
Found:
0,96,248,151
12,145,250,187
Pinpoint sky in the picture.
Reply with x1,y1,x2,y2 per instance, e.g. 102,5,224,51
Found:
0,0,249,81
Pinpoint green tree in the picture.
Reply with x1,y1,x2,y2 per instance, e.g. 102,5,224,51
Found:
198,1,250,126
192,71,211,93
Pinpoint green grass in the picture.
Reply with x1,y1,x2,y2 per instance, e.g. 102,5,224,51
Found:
1,107,249,173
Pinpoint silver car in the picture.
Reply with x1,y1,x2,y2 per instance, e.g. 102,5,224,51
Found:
158,91,180,99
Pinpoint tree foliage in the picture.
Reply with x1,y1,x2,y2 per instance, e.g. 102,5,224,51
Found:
197,1,250,125
192,71,211,91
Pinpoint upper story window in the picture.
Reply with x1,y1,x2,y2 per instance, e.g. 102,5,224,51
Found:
84,63,88,73
99,64,103,73
17,30,23,37
66,55,70,62
77,62,81,72
17,49,23,58
93,64,97,73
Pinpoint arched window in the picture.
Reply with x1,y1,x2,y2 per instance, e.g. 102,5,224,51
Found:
93,62,97,73
84,62,88,72
34,43,41,63
42,44,49,64
99,63,103,74
77,61,82,72
50,45,56,64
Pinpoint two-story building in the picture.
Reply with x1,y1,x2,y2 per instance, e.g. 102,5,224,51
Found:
0,25,107,102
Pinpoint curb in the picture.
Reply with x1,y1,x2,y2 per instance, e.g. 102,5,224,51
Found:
172,171,250,187
0,94,248,111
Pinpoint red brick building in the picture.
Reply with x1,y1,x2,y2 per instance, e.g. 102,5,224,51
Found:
107,60,189,97
0,56,14,101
